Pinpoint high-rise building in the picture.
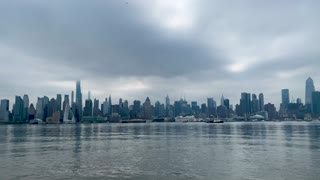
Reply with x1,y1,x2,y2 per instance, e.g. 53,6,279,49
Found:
71,91,74,104
28,104,36,120
36,97,44,120
312,91,320,114
13,96,24,122
63,95,69,112
56,94,62,111
154,101,161,117
281,89,290,113
75,80,83,122
108,95,112,115
264,103,277,120
258,93,264,111
252,94,259,114
93,98,100,116
83,99,93,117
239,92,251,116
0,99,9,122
131,100,141,118
224,99,230,110
305,77,315,105
207,98,216,116
102,98,109,116
23,95,29,108
165,95,170,108
297,98,302,104
220,95,225,106
143,97,152,119
23,94,29,121
191,101,199,114
48,98,58,118
201,103,207,114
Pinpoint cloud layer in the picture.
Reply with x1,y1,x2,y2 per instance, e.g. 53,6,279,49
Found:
1,0,320,108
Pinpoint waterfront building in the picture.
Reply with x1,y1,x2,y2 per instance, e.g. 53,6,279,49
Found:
220,95,225,106
108,95,112,115
239,92,251,116
264,103,277,120
252,94,259,114
306,77,315,105
154,101,161,117
23,94,29,121
102,98,109,116
258,93,264,111
56,94,62,111
63,95,69,112
312,91,320,115
93,98,100,116
191,101,199,115
28,104,36,120
143,97,152,119
83,99,93,117
207,98,217,116
224,99,230,110
0,99,9,122
13,96,24,122
75,80,83,122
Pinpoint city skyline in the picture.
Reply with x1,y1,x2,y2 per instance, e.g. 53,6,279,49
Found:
0,77,320,111
1,1,320,110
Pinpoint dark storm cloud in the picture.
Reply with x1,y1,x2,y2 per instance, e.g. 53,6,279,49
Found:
0,0,320,107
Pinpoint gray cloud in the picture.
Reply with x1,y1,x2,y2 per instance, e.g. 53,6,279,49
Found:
0,0,319,108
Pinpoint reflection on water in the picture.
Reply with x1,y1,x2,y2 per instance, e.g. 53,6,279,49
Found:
0,122,319,180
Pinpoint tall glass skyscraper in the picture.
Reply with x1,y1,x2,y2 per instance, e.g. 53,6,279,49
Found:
281,89,290,111
76,80,82,122
305,77,315,105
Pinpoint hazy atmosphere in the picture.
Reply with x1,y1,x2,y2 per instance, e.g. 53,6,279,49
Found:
1,0,320,107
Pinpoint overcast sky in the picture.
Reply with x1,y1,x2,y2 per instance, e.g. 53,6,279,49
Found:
1,0,320,109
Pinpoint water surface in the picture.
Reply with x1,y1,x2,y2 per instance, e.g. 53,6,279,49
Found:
0,122,319,180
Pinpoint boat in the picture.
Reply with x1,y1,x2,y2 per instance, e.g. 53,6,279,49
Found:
205,118,224,123
120,119,146,123
152,118,165,122
175,116,196,123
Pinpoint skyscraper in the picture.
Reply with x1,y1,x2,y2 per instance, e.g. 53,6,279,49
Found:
224,99,230,110
207,98,216,116
165,95,170,108
23,94,29,121
240,92,251,116
83,99,93,117
23,95,29,108
258,93,264,111
0,99,9,122
108,95,112,115
143,97,152,119
281,89,290,108
75,80,83,122
305,77,315,105
220,94,225,106
56,94,62,111
71,91,74,104
102,98,109,116
93,98,100,116
63,95,69,112
13,96,24,122
251,94,259,114
312,91,320,114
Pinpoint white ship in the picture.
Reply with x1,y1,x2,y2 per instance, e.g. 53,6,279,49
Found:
175,115,196,123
